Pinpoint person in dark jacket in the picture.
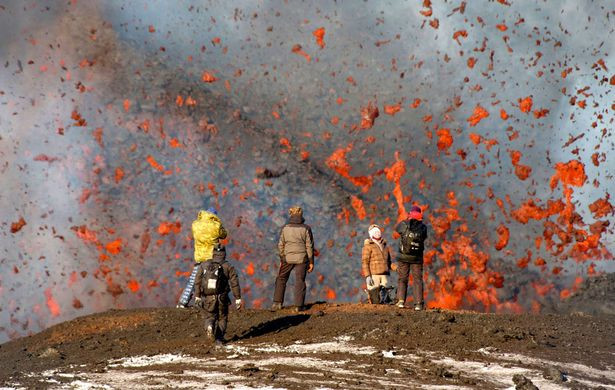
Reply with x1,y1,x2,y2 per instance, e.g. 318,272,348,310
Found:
395,205,428,310
194,245,241,344
272,206,314,312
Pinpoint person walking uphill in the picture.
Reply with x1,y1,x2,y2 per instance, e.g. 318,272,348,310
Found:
272,206,314,312
395,205,428,310
362,224,393,304
194,245,241,345
177,207,228,308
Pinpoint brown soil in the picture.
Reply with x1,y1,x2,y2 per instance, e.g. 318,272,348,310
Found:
1,303,614,388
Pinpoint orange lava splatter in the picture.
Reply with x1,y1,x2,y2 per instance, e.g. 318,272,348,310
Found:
201,71,218,83
106,239,122,255
44,288,61,317
518,96,533,113
246,262,255,276
351,195,367,220
325,287,337,300
494,224,509,250
384,152,407,221
550,160,586,189
127,280,140,292
146,155,165,172
312,27,326,49
384,103,401,116
500,109,509,120
10,217,26,233
291,44,311,62
467,105,489,126
436,128,453,151
325,144,373,193
452,30,468,45
123,99,131,112
360,101,380,129
589,197,613,218
114,167,124,183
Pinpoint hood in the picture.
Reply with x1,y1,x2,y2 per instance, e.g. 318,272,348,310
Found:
197,210,221,223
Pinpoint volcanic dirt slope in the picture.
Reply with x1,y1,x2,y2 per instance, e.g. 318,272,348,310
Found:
1,304,614,389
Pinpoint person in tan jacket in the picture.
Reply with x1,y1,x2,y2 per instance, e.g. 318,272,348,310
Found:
362,224,394,304
272,206,314,311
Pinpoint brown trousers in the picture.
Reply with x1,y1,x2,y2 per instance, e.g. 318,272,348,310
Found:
397,262,424,306
273,261,307,307
201,294,229,339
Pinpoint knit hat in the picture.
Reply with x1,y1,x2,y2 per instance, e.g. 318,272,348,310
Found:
289,206,303,216
408,205,423,220
206,207,218,215
368,224,382,240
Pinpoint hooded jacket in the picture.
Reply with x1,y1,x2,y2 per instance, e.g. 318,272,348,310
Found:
194,247,241,299
361,238,392,276
192,210,227,263
278,214,314,265
394,218,428,263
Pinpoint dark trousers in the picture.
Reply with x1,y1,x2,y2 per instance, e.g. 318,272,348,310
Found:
178,263,200,307
273,261,307,307
397,262,424,306
202,294,229,339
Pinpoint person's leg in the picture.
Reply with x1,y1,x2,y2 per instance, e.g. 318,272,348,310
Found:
216,295,229,341
367,275,384,304
202,296,217,340
375,275,390,304
411,263,424,309
396,262,410,305
294,262,308,308
178,263,200,307
273,261,294,306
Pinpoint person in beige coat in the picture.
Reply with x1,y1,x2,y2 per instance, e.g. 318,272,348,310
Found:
362,224,394,304
272,206,314,312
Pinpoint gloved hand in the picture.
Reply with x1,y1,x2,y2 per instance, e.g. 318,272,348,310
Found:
307,262,314,273
366,276,374,287
235,299,242,310
194,296,202,307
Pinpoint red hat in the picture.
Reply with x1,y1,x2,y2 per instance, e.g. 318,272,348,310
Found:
408,205,422,220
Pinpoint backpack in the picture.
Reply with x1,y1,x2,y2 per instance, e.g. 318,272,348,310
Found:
400,222,424,256
200,261,226,296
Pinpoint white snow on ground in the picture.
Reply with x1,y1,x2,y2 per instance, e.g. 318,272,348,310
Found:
109,353,202,367
9,337,615,389
478,348,615,383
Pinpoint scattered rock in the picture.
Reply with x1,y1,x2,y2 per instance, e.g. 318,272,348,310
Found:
38,347,60,359
512,374,539,390
543,367,566,383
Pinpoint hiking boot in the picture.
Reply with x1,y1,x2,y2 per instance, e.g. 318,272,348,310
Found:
271,302,282,311
396,300,405,308
206,325,215,341
214,339,225,347
414,304,423,311
293,305,306,313
176,304,187,309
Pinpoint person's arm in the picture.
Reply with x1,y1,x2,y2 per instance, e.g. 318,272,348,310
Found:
219,225,228,240
227,265,241,300
361,243,371,277
194,265,203,298
394,221,405,235
305,227,314,263
277,227,286,260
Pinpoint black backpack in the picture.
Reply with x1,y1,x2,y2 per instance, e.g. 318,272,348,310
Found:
200,261,226,296
400,222,424,256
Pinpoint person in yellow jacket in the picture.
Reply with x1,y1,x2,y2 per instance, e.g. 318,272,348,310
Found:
177,207,228,308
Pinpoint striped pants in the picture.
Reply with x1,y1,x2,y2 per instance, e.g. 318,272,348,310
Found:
178,263,201,307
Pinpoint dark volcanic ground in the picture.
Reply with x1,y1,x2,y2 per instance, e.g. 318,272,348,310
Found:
1,304,614,389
